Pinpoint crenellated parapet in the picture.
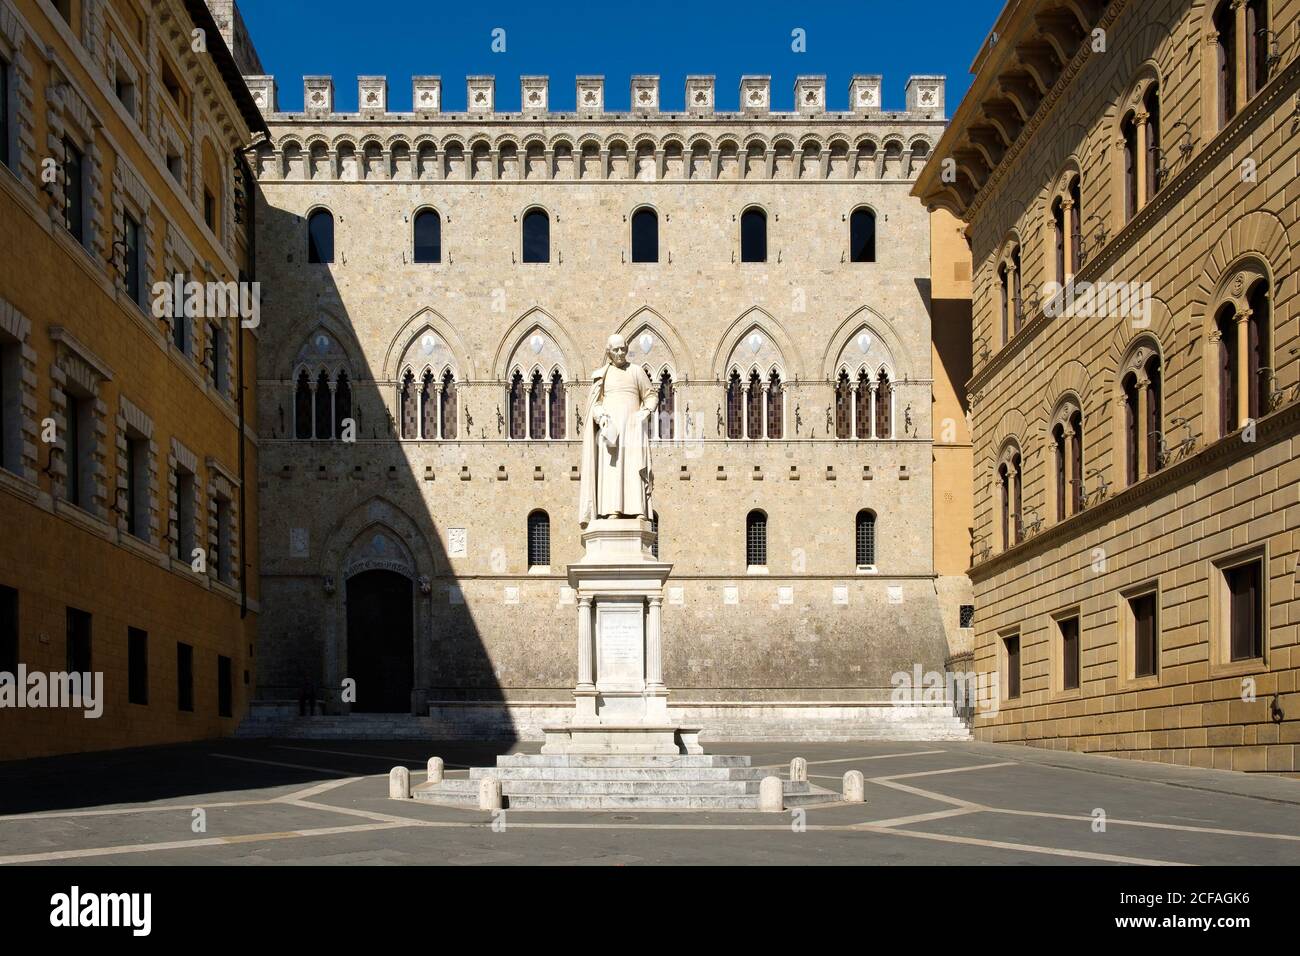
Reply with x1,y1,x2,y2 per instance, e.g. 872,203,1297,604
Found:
244,74,946,184
242,73,946,122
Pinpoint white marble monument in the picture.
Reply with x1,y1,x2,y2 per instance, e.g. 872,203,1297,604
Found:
542,334,701,755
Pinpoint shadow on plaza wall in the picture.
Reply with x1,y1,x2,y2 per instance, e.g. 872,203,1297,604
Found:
252,199,510,735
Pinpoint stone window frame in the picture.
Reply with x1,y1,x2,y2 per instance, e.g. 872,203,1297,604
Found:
737,202,769,264
994,439,1023,553
408,203,444,266
162,218,198,362
46,74,105,262
166,436,201,572
847,203,877,264
48,326,112,521
114,393,159,548
1112,68,1161,227
396,359,456,442
993,231,1023,349
518,203,552,264
205,457,240,589
1204,259,1273,440
0,294,38,486
305,204,335,264
1207,543,1269,680
1201,0,1272,135
997,625,1022,703
1117,579,1162,692
0,4,38,192
1115,334,1164,487
627,202,660,264
526,508,550,572
105,30,141,124
726,359,788,441
109,155,156,314
1047,393,1083,523
1047,604,1083,701
1044,163,1082,285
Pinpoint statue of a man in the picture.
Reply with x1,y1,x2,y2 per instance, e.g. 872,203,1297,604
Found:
578,334,658,527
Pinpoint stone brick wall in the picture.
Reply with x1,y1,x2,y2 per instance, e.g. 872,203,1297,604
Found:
250,74,962,709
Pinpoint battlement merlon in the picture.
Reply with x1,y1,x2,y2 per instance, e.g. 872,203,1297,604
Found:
242,75,947,121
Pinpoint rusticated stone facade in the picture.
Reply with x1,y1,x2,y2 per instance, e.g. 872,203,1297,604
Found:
915,0,1300,771
248,71,974,724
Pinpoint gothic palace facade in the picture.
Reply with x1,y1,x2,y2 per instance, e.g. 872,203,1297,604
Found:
245,71,975,731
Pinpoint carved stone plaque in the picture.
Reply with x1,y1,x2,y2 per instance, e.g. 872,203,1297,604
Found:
596,603,644,687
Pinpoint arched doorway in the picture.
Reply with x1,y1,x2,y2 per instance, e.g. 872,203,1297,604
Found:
345,570,414,713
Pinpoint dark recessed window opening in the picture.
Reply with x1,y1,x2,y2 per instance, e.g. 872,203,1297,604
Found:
1227,561,1263,661
128,627,148,705
413,209,441,263
177,641,193,712
631,207,658,262
1131,592,1158,678
1060,616,1080,691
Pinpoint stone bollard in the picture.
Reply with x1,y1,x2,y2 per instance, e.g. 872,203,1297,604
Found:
759,775,784,812
790,757,808,782
479,776,503,811
427,756,444,784
842,770,865,803
388,766,411,800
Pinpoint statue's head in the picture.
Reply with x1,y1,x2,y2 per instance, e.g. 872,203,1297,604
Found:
606,334,628,368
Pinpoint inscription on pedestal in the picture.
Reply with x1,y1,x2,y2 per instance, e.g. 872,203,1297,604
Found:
596,603,644,688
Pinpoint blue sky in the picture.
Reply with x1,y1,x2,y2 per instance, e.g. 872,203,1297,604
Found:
239,0,1004,114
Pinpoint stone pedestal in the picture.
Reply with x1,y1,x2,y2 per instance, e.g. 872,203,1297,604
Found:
541,517,702,755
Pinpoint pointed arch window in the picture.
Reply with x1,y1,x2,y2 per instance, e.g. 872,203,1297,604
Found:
855,510,877,568
509,370,527,439
527,510,551,568
294,370,312,439
740,207,767,262
850,207,876,263
746,370,763,439
334,371,351,437
400,370,418,439
522,208,549,263
631,207,658,263
746,510,767,568
413,209,441,263
440,370,457,439
420,370,437,439
549,370,566,440
835,371,851,439
529,370,546,439
314,370,333,439
656,369,674,440
307,208,334,263
875,370,892,438
767,370,784,439
726,371,743,439
857,370,872,439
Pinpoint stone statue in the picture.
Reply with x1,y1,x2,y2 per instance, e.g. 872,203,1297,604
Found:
578,334,658,527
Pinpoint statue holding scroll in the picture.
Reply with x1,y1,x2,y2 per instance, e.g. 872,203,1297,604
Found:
578,334,657,528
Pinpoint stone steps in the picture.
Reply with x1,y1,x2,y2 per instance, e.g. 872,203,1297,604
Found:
412,750,840,810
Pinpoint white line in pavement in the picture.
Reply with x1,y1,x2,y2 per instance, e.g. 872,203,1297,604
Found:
874,761,1018,782
278,778,365,802
852,822,1188,866
0,821,417,865
993,807,1300,842
0,799,279,823
862,806,988,829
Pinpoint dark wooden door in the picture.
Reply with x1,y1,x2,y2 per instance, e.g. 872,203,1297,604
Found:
346,570,414,713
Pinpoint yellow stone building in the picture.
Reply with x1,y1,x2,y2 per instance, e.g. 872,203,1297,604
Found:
0,0,264,758
915,0,1300,771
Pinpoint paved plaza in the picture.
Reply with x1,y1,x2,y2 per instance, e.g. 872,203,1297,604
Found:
1,740,1298,866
